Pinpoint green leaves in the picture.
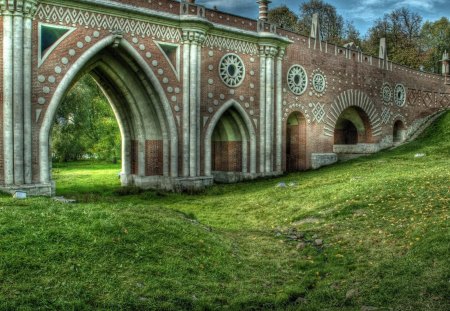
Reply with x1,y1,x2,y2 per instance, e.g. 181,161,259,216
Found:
51,75,120,162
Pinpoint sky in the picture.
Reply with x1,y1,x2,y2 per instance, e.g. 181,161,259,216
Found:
196,0,450,36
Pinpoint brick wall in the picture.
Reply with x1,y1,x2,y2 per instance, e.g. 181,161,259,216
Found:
212,141,243,172
145,140,163,176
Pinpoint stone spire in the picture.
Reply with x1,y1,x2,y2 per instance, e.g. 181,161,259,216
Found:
441,50,449,76
310,13,322,50
379,38,388,69
257,0,271,21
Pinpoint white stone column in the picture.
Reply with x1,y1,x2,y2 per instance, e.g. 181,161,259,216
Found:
259,48,266,173
181,35,191,177
2,0,38,186
196,40,201,176
2,10,14,185
23,12,34,184
264,46,277,174
275,48,285,172
182,29,205,178
13,10,25,185
189,39,198,177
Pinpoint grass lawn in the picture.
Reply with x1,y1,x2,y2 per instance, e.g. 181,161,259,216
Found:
0,112,449,310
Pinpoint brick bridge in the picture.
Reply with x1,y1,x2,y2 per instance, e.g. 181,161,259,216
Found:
1,0,449,195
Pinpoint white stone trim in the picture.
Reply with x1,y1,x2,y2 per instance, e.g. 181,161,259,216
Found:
155,41,181,81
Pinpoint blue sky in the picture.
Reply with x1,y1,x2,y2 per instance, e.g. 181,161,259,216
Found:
196,0,449,36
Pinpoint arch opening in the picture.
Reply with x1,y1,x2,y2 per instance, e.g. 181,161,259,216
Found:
40,38,178,192
212,109,244,173
334,106,372,145
286,112,307,172
204,100,256,183
393,120,406,143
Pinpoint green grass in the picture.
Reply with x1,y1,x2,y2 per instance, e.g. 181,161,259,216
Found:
1,112,449,310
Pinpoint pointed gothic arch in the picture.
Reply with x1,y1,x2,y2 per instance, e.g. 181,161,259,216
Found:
39,35,179,188
204,100,256,178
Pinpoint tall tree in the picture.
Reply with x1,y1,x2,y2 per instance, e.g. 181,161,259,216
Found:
268,6,300,33
363,7,423,69
344,21,361,46
420,17,450,73
298,0,344,44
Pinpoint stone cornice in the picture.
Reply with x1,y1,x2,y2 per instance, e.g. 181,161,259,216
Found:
41,0,292,47
182,29,206,45
1,0,38,16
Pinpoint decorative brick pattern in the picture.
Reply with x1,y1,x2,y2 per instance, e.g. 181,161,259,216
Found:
36,4,181,42
131,140,138,175
145,140,163,176
204,35,258,55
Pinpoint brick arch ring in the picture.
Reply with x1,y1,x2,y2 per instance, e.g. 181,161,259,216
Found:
204,100,257,176
39,35,179,184
323,89,383,137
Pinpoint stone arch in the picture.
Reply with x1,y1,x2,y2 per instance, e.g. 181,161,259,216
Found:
39,35,179,186
204,100,256,177
324,89,382,138
334,106,372,144
285,111,307,172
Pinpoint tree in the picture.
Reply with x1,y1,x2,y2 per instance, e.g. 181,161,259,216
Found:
343,21,361,47
420,17,450,73
268,6,300,33
51,75,121,163
298,0,344,44
362,7,423,69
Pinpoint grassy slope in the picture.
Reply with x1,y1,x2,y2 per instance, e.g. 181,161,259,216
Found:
0,112,449,310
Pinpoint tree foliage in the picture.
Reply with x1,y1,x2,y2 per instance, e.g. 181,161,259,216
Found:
420,17,450,73
267,6,300,33
363,7,423,69
298,0,344,44
51,75,121,163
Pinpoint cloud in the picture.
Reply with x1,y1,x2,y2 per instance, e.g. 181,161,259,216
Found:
194,0,450,35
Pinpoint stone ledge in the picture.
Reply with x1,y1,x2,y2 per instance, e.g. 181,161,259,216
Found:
133,176,214,193
211,171,282,183
333,143,381,154
0,183,55,197
311,153,338,169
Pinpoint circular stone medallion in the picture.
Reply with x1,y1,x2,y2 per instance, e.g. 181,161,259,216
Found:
394,84,406,107
219,53,245,87
287,65,308,95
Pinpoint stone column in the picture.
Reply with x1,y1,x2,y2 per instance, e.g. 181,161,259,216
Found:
1,0,38,186
275,48,285,172
259,45,277,174
182,29,205,177
2,4,14,185
23,1,37,184
265,47,276,173
13,6,25,185
181,34,191,177
258,47,266,173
